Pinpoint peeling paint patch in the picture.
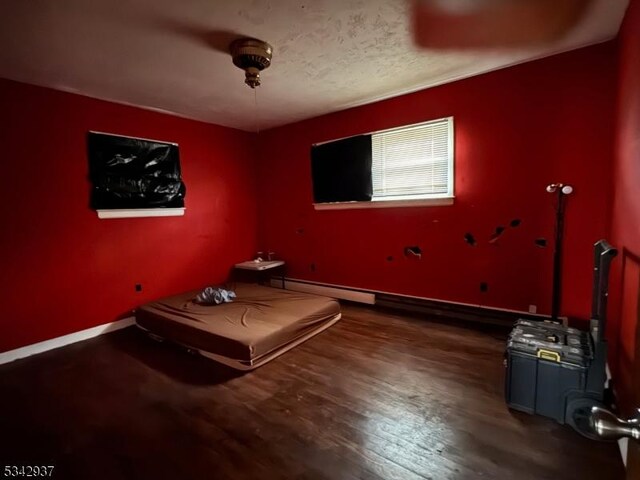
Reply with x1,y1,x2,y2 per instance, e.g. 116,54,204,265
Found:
464,233,477,247
489,226,506,244
510,219,522,228
535,238,548,248
404,246,422,259
480,282,488,293
386,255,394,262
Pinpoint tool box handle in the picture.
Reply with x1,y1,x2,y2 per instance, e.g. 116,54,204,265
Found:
590,239,618,343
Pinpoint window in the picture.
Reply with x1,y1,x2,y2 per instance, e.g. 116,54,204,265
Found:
371,117,454,202
311,117,454,210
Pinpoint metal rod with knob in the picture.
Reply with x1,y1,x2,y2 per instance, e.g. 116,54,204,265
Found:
546,183,573,322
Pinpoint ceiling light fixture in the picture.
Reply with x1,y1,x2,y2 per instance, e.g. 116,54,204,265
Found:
229,38,273,89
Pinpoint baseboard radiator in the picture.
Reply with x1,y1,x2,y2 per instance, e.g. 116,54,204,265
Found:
272,277,548,327
270,278,375,304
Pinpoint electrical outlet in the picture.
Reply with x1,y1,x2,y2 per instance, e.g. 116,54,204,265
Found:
528,304,537,314
135,283,143,292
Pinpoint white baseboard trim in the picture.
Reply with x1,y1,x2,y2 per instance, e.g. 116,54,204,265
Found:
0,317,135,365
270,278,376,304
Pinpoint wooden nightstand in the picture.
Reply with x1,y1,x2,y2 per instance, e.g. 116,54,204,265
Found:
234,260,286,288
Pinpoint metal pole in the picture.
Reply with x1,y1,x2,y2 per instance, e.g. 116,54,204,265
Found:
551,189,566,322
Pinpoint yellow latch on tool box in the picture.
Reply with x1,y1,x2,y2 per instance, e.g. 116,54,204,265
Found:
537,349,561,362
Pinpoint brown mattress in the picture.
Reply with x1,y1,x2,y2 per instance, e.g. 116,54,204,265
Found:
135,283,341,370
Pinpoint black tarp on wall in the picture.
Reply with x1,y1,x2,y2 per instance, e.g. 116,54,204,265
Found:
88,132,186,210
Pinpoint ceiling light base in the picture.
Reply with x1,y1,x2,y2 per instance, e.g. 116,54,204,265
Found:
230,38,273,89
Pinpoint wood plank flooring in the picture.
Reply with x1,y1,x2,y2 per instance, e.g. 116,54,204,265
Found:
0,304,624,479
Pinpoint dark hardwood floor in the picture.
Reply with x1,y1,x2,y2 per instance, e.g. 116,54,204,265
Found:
0,304,624,479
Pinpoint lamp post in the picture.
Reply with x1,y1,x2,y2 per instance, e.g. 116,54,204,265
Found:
546,183,573,322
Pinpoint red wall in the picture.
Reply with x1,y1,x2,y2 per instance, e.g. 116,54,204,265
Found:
610,0,640,407
0,41,620,353
0,79,258,353
257,43,617,319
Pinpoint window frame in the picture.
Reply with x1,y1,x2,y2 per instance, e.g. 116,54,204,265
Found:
313,117,455,211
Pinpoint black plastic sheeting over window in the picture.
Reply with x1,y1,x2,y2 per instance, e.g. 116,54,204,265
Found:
88,132,186,210
311,135,372,203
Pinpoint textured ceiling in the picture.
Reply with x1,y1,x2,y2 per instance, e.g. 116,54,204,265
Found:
0,0,628,131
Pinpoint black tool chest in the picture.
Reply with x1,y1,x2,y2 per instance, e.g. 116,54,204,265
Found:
505,319,592,423
504,240,618,430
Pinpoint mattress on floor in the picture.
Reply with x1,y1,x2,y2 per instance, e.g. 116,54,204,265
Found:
135,283,341,370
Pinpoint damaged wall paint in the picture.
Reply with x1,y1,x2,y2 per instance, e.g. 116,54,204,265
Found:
464,233,478,247
256,43,616,319
404,246,423,259
535,238,548,248
488,226,506,244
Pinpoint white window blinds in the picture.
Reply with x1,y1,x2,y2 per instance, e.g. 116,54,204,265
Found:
371,117,453,200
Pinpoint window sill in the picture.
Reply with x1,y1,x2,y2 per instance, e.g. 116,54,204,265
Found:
97,208,185,219
313,197,454,211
